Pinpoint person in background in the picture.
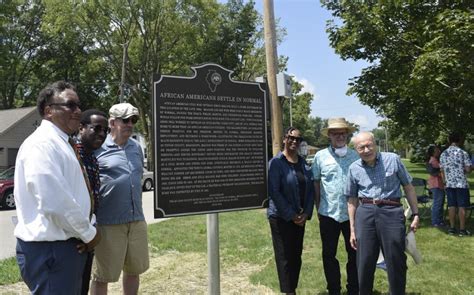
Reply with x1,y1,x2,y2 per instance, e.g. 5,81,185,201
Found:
14,81,100,294
426,145,446,227
312,118,359,295
267,127,314,295
74,109,108,295
439,132,472,236
91,103,149,295
345,132,419,295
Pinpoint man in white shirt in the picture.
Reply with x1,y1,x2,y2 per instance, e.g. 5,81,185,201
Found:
14,81,101,294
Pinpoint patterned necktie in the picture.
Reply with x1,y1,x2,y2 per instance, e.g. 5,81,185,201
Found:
68,137,94,219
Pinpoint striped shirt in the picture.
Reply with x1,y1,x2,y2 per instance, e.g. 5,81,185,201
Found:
345,152,412,199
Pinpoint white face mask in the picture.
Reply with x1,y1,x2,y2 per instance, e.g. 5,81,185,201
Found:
334,145,348,157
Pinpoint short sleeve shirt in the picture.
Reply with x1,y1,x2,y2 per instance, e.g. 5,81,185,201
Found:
94,135,145,225
439,146,470,188
312,147,359,222
345,152,412,199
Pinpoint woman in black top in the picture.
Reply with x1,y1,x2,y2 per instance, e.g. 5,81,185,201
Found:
267,127,315,294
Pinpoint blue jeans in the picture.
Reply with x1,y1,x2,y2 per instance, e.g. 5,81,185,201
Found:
430,188,445,225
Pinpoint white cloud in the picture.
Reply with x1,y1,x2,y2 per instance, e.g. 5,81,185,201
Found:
347,115,370,130
292,75,317,97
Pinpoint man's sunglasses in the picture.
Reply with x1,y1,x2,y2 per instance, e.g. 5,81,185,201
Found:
286,135,304,143
48,101,81,111
86,124,110,134
120,116,138,124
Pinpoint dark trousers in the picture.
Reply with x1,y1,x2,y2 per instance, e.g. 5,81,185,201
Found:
81,252,94,295
319,215,358,295
269,216,305,293
355,204,407,295
16,238,87,295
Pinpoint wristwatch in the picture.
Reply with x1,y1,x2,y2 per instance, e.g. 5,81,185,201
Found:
412,213,419,217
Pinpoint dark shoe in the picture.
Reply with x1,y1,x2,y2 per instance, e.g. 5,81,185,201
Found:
459,229,471,237
448,228,456,235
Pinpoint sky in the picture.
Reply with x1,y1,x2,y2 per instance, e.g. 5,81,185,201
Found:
252,0,383,131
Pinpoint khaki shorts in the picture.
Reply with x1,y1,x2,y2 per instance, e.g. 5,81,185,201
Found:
92,221,149,282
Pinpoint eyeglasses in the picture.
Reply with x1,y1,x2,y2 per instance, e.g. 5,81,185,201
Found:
329,132,348,137
48,101,81,111
86,124,110,134
356,143,375,152
120,116,138,124
286,135,304,143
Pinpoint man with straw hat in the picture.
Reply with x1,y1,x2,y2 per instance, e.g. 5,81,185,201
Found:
312,118,359,295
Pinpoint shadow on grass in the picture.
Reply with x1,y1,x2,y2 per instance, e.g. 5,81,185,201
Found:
316,292,421,295
408,168,428,174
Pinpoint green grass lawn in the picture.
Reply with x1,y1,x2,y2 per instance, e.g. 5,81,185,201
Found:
1,160,473,294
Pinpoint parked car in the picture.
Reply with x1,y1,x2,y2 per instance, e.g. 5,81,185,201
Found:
0,166,155,209
142,169,154,191
0,167,15,210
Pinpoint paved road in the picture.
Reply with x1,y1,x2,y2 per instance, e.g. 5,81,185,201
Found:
0,209,17,260
0,191,166,260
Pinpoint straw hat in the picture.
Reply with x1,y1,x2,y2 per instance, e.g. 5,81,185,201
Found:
321,118,357,137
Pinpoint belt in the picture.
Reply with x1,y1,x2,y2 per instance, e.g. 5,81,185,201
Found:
359,198,401,206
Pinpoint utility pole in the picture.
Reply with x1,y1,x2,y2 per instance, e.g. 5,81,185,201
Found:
289,98,293,126
263,0,283,156
119,42,129,103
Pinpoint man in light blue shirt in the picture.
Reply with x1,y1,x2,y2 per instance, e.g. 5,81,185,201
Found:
91,103,149,295
345,132,419,295
312,118,359,295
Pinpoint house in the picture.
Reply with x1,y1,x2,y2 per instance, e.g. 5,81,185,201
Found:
0,107,41,170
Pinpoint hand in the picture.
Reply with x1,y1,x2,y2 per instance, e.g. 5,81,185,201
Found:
293,213,308,227
77,229,101,253
350,231,357,250
77,243,87,254
410,215,420,232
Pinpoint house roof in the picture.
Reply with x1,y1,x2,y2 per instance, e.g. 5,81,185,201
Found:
0,106,38,136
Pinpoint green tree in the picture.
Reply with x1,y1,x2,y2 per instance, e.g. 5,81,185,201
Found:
308,116,328,147
0,0,44,109
3,0,286,169
322,1,474,144
32,0,111,109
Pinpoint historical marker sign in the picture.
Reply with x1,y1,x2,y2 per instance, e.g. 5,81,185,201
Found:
153,63,268,218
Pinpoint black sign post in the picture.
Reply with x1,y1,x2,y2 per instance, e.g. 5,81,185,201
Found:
153,63,268,218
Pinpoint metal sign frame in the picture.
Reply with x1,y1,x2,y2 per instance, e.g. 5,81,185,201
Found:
152,63,268,218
